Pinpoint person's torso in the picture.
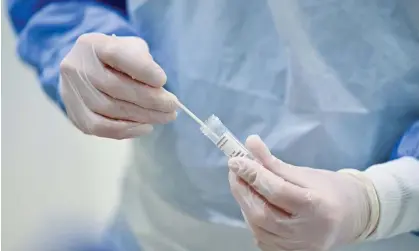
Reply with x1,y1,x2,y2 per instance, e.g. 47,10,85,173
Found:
125,0,419,224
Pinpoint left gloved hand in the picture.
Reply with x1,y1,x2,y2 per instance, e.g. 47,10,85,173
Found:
228,135,378,251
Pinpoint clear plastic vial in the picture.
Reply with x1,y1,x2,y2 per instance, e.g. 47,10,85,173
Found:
200,115,253,159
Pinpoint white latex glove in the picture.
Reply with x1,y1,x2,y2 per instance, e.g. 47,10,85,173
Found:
59,33,178,139
228,135,379,251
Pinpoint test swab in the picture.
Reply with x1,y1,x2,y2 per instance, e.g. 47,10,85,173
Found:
177,101,206,128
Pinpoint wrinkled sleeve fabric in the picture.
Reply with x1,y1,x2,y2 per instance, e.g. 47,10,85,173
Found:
7,0,138,112
364,121,419,239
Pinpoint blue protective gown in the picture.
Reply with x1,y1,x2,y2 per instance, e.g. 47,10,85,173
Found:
390,120,419,237
7,0,419,250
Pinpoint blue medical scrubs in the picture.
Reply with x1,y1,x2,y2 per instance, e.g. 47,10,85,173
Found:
7,0,419,250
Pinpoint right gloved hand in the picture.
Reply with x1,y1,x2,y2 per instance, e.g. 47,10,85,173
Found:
228,136,378,251
59,33,178,139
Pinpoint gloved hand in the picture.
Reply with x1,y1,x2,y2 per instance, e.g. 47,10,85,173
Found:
228,135,379,251
59,33,178,139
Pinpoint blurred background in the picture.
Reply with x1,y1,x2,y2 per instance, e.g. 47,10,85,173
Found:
2,6,131,251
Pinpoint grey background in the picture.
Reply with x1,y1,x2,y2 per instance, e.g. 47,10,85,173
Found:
2,6,129,250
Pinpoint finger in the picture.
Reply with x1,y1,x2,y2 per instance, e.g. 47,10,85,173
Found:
93,34,167,87
84,90,177,124
245,135,314,187
245,135,273,164
229,172,292,234
67,104,153,140
229,171,291,220
60,74,153,139
69,34,177,112
255,241,278,251
265,158,319,188
243,208,294,242
251,224,304,251
245,135,291,176
61,64,177,121
228,157,311,214
85,112,153,139
92,67,178,113
230,172,282,235
229,171,271,215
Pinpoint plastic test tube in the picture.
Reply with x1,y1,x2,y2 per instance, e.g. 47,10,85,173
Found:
177,102,252,159
200,115,253,159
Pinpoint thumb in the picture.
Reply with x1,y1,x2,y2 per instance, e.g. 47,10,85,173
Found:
245,135,273,164
245,135,310,186
245,135,285,175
